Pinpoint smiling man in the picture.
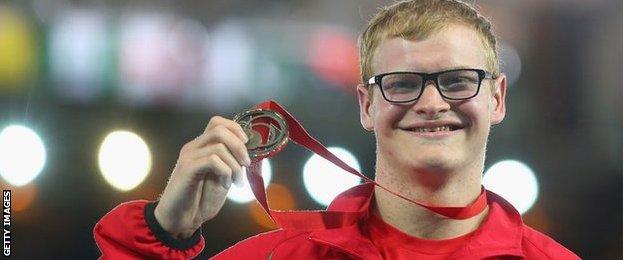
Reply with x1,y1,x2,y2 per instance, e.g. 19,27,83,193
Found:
95,1,579,259
358,13,506,243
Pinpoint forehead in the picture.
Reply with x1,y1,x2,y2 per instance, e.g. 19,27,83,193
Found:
372,24,489,74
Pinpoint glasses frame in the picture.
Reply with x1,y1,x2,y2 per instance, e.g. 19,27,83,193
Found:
366,68,496,103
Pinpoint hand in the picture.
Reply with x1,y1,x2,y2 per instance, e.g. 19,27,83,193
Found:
154,116,251,239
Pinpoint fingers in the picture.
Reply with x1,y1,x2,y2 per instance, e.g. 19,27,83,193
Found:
205,116,248,143
192,143,245,187
158,116,252,232
186,118,250,161
193,154,233,190
177,116,251,188
204,126,251,165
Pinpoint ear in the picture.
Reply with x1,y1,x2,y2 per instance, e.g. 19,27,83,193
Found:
356,84,375,131
490,73,507,125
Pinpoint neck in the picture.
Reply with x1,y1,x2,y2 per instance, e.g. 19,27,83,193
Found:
372,158,488,240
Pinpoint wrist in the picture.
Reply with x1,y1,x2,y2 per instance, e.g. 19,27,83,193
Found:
153,203,196,240
144,201,202,249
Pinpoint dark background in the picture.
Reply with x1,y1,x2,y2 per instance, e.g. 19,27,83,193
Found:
0,0,621,259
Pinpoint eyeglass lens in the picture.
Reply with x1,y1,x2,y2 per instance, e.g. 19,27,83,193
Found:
380,70,480,101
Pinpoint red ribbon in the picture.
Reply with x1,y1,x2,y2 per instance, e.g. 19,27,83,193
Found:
244,100,487,229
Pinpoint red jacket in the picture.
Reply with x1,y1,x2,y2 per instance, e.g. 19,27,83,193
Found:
94,183,579,259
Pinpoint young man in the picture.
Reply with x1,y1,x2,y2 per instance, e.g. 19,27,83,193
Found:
94,1,579,259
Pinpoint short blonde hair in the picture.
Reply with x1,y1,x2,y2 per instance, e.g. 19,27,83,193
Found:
359,0,499,85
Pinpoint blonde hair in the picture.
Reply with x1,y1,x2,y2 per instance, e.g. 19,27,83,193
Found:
359,0,499,85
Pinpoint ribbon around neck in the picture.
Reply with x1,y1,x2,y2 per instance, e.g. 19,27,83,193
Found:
242,100,487,229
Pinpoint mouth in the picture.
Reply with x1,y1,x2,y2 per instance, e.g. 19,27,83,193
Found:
401,125,463,133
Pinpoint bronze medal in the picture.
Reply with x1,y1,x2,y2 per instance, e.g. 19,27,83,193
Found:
233,108,289,159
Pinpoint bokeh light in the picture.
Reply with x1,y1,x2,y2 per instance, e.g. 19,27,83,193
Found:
303,147,361,206
249,183,295,229
0,6,37,90
201,21,254,109
117,13,203,106
227,159,273,203
306,28,359,89
483,160,539,215
49,8,110,103
98,130,152,191
0,125,46,187
10,183,37,212
498,42,522,87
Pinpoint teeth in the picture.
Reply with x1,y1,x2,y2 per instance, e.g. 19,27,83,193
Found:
413,126,452,132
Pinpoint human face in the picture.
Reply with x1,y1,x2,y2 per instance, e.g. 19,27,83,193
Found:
357,24,507,175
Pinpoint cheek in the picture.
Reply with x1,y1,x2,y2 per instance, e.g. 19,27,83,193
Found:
458,98,491,134
373,103,405,132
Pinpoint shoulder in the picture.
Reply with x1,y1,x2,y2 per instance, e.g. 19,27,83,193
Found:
521,225,580,259
213,228,311,259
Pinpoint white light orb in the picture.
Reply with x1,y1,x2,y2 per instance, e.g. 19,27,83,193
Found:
98,131,152,191
483,160,539,214
303,147,362,206
0,125,47,186
227,159,272,203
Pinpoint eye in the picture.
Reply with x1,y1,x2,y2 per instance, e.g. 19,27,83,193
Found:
439,71,480,92
382,74,422,93
386,80,416,89
447,76,477,84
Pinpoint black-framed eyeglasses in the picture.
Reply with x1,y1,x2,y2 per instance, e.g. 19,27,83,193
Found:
366,68,496,103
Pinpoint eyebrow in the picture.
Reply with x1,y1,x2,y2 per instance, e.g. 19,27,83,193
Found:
380,65,481,74
420,65,479,73
440,65,475,71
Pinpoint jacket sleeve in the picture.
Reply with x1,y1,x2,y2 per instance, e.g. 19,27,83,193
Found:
94,200,205,260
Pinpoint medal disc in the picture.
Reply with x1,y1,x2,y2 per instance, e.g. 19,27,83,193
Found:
233,108,289,159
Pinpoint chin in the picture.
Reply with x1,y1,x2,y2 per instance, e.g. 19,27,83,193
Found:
407,156,455,172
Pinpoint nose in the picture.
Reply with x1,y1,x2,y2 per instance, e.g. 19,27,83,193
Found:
412,81,450,118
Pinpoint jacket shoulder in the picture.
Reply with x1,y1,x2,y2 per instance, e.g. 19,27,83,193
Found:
212,228,311,259
521,225,580,259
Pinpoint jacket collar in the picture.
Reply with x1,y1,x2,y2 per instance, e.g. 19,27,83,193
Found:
301,182,525,259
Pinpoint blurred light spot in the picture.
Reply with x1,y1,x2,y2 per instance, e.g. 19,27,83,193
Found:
306,28,359,89
32,0,68,24
249,183,295,229
11,183,37,212
167,19,206,69
303,147,361,206
201,21,254,109
0,125,46,187
118,13,202,106
98,131,151,191
0,6,37,90
483,160,538,214
499,42,522,87
49,8,110,103
227,159,273,203
166,18,206,107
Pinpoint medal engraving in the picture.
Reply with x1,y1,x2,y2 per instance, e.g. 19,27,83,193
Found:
233,109,289,159
245,129,262,150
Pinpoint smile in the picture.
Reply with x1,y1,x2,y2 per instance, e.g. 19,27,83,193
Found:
406,125,459,132
400,124,464,138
